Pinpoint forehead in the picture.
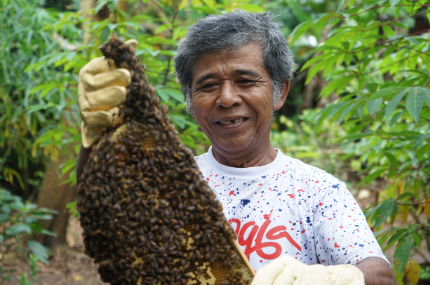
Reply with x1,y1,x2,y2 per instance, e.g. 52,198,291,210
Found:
191,43,267,83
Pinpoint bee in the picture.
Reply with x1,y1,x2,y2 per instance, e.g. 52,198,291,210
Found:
65,4,71,10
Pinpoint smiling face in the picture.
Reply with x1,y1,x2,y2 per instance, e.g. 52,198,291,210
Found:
190,43,289,167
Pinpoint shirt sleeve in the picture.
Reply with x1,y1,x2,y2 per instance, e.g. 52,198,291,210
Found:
312,176,389,266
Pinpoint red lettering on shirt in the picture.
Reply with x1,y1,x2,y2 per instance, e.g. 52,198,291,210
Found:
229,218,302,260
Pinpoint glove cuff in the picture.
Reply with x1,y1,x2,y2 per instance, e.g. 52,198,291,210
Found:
81,122,100,149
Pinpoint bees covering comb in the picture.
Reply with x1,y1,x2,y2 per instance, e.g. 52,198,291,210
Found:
76,36,255,284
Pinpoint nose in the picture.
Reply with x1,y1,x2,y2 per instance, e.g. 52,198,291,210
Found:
216,81,242,108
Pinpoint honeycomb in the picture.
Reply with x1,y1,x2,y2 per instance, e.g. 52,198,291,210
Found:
77,37,255,285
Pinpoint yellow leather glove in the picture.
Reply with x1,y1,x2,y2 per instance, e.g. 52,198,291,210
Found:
78,39,138,148
251,256,364,285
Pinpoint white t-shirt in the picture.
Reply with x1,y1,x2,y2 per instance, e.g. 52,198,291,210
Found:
195,147,388,272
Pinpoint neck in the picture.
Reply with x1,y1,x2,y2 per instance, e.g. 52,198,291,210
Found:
211,140,277,168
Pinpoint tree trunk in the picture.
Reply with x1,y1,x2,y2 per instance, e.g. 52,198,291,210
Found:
37,156,76,250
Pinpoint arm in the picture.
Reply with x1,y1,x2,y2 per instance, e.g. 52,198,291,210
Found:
356,257,396,285
76,145,91,184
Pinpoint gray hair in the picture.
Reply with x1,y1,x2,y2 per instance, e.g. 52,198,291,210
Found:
174,10,295,112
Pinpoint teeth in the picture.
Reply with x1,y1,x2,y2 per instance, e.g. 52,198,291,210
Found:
220,118,245,125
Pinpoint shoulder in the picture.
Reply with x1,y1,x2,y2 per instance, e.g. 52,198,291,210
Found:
194,151,210,172
285,155,338,186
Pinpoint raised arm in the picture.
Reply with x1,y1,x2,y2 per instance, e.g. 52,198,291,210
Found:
76,39,138,184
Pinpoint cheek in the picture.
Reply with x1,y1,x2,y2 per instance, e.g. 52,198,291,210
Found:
191,96,212,116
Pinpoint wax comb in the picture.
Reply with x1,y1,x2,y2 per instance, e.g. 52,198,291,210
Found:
77,36,255,285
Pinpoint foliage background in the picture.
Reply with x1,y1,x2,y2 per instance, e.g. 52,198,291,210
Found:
0,0,429,284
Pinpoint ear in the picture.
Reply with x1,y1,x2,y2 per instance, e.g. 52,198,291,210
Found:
273,81,290,111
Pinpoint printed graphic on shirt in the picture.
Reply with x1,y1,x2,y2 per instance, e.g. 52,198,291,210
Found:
195,147,388,272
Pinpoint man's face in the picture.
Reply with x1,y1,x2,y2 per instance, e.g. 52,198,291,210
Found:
190,43,286,157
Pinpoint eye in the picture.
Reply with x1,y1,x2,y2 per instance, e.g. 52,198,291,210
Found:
198,82,218,92
237,78,255,85
202,83,217,89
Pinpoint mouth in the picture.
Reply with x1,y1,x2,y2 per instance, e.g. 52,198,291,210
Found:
217,117,248,125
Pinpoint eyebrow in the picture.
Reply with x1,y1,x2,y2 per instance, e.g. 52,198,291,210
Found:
194,73,214,87
194,69,260,87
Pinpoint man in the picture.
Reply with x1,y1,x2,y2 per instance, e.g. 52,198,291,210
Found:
77,10,396,285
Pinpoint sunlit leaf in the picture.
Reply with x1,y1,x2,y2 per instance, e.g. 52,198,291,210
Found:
320,75,355,98
405,87,423,122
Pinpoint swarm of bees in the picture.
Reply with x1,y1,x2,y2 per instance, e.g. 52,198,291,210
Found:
77,36,254,285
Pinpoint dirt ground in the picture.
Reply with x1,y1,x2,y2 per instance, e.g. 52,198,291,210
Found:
2,188,429,285
3,218,105,285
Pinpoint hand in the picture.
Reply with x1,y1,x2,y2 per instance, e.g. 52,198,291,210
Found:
251,256,364,285
78,39,138,148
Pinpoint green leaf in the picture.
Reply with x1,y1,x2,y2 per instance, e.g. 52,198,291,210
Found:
385,89,407,119
238,3,265,12
368,87,405,100
389,0,401,6
412,232,421,249
396,192,414,201
372,198,394,228
385,228,408,249
387,131,422,138
358,168,386,187
100,26,110,43
405,37,418,46
341,41,350,51
413,133,430,147
390,111,405,127
320,75,355,98
0,234,3,243
394,234,413,274
27,240,49,264
306,60,326,85
338,101,362,122
366,98,382,115
160,88,184,103
300,54,326,71
30,213,53,220
0,213,8,223
384,152,398,168
421,87,430,108
344,53,353,66
327,102,348,120
5,223,32,235
95,0,108,13
108,23,118,31
290,20,313,45
382,25,395,37
390,203,399,224
405,87,423,122
168,113,188,129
